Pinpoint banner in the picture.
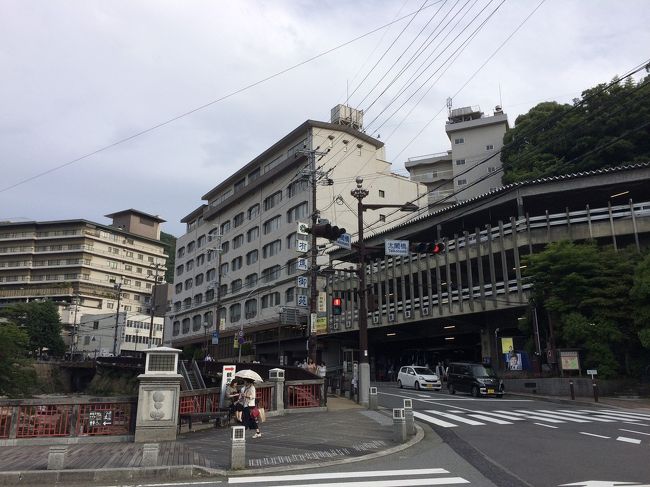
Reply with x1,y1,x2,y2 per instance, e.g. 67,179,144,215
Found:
219,365,237,408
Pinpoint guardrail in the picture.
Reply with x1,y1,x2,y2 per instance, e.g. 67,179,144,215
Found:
285,380,324,408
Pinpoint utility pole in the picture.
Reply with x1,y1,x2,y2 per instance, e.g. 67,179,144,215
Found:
211,231,223,359
69,294,80,358
296,144,329,364
148,263,163,348
112,281,122,356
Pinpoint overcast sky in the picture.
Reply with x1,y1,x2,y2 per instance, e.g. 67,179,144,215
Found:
1,0,649,236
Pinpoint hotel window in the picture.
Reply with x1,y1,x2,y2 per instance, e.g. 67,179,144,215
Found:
487,166,498,173
231,279,242,293
287,179,307,198
233,212,245,228
455,159,465,166
184,278,193,290
108,261,118,269
245,299,257,319
220,263,229,275
176,264,184,275
264,191,282,211
186,260,194,271
232,234,244,249
234,178,246,193
248,204,260,220
245,273,258,288
231,256,243,271
195,273,204,286
457,179,467,186
379,190,385,198
486,144,494,150
247,226,260,243
220,241,230,255
197,235,206,248
196,254,205,266
287,259,298,275
175,283,183,294
261,292,281,309
454,137,465,144
229,303,241,323
285,287,295,303
187,241,196,253
192,315,202,332
248,168,260,182
287,201,308,223
246,249,258,265
263,216,281,235
221,221,231,235
262,240,281,258
207,268,216,282
379,214,386,222
261,265,281,283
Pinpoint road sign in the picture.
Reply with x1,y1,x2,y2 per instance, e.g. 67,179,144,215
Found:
385,239,409,256
297,257,309,271
238,329,244,338
297,222,309,236
317,291,327,312
211,331,219,345
296,240,309,253
297,275,309,288
297,294,308,307
587,369,597,378
310,313,317,333
335,233,351,250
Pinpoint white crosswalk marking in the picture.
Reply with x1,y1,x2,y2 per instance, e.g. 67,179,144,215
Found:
414,411,457,428
576,410,650,422
494,410,565,423
616,436,642,444
466,413,512,424
600,409,650,420
228,468,471,486
515,410,589,423
423,410,485,425
539,410,614,422
468,410,525,421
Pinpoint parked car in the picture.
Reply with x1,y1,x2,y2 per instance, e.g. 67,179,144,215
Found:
397,366,442,391
446,362,504,398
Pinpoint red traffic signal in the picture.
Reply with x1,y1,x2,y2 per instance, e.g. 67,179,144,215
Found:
332,297,342,315
411,242,445,254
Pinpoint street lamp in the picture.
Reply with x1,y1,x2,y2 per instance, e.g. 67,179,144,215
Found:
351,176,419,406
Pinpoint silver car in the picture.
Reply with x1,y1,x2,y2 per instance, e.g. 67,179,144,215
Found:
397,366,442,391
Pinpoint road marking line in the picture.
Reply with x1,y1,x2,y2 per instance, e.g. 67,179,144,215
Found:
579,432,610,439
495,410,565,423
522,410,589,423
623,422,650,427
424,410,485,425
616,436,642,444
600,409,650,420
413,411,457,428
468,411,524,421
534,423,558,428
581,409,650,421
619,428,650,436
230,478,470,486
551,410,615,422
466,414,512,424
228,469,451,483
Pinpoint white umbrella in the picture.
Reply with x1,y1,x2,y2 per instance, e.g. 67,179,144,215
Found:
235,369,263,382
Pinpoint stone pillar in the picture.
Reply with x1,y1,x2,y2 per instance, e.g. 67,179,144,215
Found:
269,368,285,414
393,408,406,443
47,446,67,470
142,443,159,467
230,426,246,470
368,387,378,410
135,347,183,443
403,399,415,436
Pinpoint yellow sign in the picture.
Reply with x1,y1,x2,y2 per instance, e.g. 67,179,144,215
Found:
316,317,328,335
501,337,514,354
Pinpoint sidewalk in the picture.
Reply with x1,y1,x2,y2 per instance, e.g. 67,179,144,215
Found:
0,395,422,485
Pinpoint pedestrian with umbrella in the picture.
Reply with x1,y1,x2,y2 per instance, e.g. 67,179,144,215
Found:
235,369,263,438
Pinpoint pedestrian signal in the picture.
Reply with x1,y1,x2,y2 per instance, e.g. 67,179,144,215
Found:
332,297,342,315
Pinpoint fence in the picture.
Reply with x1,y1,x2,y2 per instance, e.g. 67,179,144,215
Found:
0,397,136,444
285,380,324,408
179,383,276,413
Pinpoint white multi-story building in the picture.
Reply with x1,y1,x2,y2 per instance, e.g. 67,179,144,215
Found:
0,209,169,348
76,312,164,357
406,105,509,209
167,106,426,362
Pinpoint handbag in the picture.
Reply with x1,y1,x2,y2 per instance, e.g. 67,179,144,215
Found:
257,407,266,423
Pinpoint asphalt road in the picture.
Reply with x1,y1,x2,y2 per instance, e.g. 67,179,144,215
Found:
378,383,650,487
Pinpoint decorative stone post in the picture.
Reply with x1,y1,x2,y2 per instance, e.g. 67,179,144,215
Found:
403,398,415,436
392,408,406,443
269,368,285,414
368,387,378,410
230,425,246,469
134,347,182,442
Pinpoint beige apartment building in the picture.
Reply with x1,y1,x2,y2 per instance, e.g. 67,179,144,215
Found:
406,105,509,209
167,106,426,363
0,209,169,349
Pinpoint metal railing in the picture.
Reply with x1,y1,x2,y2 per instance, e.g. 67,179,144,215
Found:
284,381,323,408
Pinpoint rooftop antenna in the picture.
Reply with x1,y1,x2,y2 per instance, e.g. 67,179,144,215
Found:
446,97,453,116
499,83,503,108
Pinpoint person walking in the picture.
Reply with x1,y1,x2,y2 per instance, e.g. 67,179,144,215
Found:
227,378,244,423
241,378,261,438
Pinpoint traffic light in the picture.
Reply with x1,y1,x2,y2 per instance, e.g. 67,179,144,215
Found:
332,297,342,315
309,223,347,241
411,242,445,254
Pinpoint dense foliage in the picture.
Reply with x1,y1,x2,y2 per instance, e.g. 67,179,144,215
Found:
523,242,650,378
160,231,177,283
502,74,650,184
0,323,37,396
0,301,66,357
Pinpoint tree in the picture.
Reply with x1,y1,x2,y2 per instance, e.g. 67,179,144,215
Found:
0,323,37,396
0,301,66,357
630,252,650,349
160,231,177,283
502,75,650,184
523,241,639,378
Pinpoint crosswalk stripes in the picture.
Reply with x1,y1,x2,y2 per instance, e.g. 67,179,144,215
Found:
227,468,470,486
412,407,650,430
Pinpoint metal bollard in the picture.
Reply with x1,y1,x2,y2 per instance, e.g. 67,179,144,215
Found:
141,443,159,467
392,408,407,443
47,446,67,470
368,387,378,410
230,426,246,470
593,380,599,403
569,380,575,400
403,399,415,436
